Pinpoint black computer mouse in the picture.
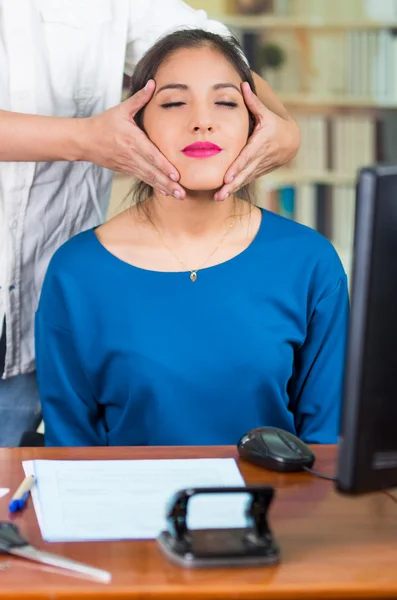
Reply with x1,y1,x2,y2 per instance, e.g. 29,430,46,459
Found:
237,427,315,473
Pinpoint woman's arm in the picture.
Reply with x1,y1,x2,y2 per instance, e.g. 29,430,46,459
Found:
288,276,350,444
35,309,106,447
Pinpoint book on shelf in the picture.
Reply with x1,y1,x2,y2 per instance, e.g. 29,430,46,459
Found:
379,112,397,163
283,114,375,175
331,115,375,173
290,115,327,172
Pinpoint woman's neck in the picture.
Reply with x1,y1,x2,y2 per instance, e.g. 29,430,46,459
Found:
147,190,244,240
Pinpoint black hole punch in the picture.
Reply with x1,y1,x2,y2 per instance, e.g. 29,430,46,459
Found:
157,486,280,568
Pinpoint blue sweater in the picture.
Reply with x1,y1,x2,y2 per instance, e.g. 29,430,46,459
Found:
35,209,349,447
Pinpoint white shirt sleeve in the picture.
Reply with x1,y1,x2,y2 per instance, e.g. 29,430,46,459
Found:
125,0,232,76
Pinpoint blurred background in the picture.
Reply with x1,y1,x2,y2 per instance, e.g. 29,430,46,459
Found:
109,0,397,283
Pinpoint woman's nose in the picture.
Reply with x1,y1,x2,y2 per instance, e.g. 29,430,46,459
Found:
190,108,214,133
193,123,213,132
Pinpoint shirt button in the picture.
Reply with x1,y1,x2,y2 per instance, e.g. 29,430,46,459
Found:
10,221,17,230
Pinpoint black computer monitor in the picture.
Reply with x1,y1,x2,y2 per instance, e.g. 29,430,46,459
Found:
336,165,397,495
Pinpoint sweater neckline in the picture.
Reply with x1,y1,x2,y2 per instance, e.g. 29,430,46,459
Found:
90,208,266,278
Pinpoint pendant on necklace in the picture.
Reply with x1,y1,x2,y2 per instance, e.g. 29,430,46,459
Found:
190,271,197,282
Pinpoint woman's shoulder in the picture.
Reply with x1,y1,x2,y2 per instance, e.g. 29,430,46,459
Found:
48,208,149,278
263,208,324,240
48,227,99,275
259,209,346,289
39,227,101,316
262,208,342,261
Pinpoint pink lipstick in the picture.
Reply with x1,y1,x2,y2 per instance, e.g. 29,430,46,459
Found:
182,142,222,158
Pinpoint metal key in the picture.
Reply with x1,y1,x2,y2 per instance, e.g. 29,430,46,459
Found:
0,522,111,583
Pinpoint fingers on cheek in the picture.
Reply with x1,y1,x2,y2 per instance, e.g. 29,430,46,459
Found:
215,189,231,202
225,159,247,185
228,175,246,194
144,174,183,198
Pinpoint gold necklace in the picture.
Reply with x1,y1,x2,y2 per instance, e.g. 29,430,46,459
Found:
151,216,236,282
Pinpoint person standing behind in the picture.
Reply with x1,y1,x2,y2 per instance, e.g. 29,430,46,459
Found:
0,0,300,446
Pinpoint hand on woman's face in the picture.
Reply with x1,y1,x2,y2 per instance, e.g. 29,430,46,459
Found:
143,46,250,193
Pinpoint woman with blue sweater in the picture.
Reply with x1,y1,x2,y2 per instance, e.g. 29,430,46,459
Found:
35,29,349,447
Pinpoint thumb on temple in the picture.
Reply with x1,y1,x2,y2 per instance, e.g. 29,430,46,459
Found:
241,81,270,126
123,79,156,120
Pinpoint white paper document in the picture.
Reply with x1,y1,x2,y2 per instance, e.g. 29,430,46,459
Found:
23,458,247,542
0,488,9,499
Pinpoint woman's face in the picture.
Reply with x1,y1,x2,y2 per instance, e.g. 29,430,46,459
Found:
143,46,251,192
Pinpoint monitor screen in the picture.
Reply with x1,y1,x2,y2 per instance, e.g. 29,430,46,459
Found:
336,165,397,495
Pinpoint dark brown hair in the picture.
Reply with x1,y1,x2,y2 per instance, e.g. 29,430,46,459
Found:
129,28,257,206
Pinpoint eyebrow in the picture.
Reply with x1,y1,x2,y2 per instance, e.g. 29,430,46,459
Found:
156,83,242,95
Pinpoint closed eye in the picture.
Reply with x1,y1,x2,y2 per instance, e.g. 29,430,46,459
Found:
161,102,186,108
161,101,238,108
216,101,238,107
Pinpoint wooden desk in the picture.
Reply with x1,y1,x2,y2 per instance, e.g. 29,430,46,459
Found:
1,445,397,600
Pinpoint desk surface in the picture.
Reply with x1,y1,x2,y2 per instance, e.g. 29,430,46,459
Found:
1,445,397,600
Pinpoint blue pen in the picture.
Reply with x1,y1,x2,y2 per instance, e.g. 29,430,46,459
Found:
8,475,35,513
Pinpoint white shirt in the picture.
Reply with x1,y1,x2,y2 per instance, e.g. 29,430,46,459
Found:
0,0,229,378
